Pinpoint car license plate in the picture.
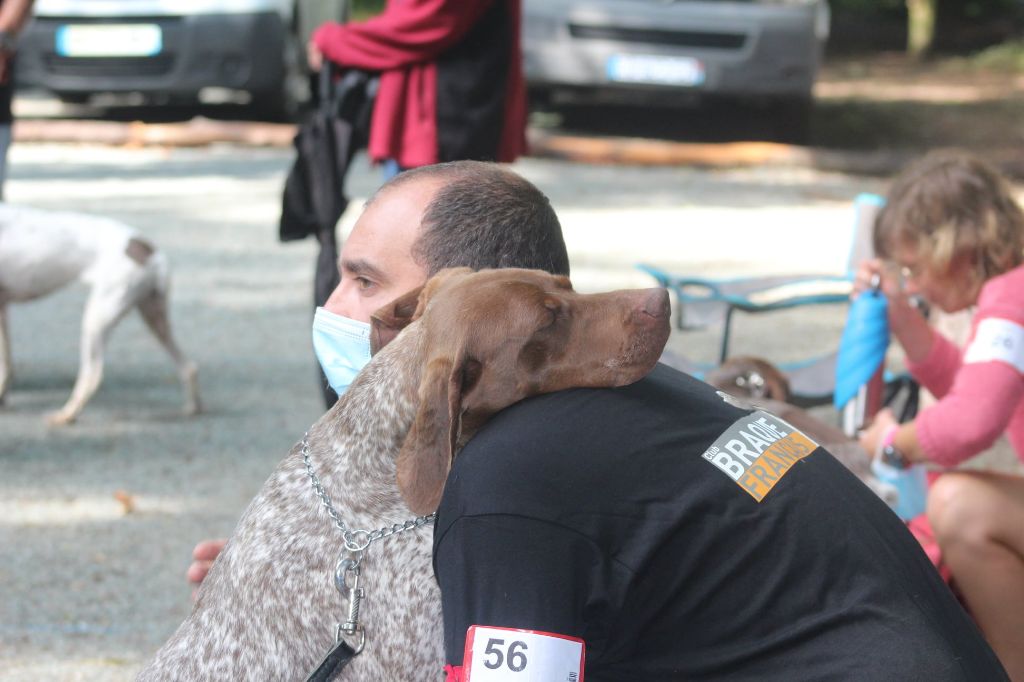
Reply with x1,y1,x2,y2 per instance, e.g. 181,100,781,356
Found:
56,24,163,58
606,54,705,87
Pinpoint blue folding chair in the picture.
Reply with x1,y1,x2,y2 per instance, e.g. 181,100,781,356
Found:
639,193,886,407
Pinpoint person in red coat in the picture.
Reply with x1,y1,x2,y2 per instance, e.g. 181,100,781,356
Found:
307,0,527,170
0,0,35,198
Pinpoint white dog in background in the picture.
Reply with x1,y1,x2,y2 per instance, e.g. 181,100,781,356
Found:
0,204,200,424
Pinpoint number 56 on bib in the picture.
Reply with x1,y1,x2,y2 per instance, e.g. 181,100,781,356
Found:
463,625,585,681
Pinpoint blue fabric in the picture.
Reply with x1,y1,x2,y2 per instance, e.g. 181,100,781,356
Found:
871,459,929,521
311,307,372,397
381,158,403,180
834,290,890,409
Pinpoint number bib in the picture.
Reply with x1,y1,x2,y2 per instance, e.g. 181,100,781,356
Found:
463,625,585,681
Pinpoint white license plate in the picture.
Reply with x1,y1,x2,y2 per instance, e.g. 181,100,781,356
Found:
56,24,163,58
606,54,705,87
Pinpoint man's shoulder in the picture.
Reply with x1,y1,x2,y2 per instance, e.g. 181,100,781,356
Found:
444,362,749,500
463,362,742,452
496,361,739,418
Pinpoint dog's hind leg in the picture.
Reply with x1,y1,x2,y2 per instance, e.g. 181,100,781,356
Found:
49,285,133,425
136,288,201,417
0,304,11,405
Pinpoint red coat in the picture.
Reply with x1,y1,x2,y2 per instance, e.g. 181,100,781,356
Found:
312,0,527,168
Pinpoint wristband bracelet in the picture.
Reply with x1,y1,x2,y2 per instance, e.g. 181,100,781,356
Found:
879,425,910,470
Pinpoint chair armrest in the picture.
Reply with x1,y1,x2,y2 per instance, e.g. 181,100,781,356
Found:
637,264,850,311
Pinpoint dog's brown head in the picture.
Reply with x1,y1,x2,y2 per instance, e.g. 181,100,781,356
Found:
371,267,671,514
704,355,791,402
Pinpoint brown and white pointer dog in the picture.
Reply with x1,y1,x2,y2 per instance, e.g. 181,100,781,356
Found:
138,268,671,681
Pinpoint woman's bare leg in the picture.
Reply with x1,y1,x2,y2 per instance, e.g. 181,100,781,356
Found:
929,470,1024,680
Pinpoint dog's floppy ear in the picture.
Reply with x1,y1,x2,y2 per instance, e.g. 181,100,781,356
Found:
396,348,482,515
370,286,424,354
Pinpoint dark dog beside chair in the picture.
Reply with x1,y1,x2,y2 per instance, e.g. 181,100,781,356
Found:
706,355,893,503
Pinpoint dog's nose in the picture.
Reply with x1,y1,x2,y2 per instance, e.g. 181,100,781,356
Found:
641,288,671,319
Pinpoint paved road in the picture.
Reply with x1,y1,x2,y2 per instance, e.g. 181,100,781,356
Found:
0,141,893,679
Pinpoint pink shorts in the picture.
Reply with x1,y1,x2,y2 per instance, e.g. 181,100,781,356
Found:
906,512,953,584
905,471,954,584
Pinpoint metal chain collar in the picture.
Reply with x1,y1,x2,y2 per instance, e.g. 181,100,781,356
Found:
301,432,437,657
301,432,436,553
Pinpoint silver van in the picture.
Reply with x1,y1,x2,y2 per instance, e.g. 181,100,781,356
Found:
17,0,349,120
523,0,830,135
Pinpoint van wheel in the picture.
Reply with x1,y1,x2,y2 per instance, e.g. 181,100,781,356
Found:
251,29,310,122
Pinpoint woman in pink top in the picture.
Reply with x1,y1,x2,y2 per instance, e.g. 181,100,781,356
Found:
857,151,1024,679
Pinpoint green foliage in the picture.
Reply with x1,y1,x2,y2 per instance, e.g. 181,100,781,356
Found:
969,40,1024,71
830,0,1020,22
829,0,904,20
350,0,385,21
829,0,1023,55
942,0,1020,23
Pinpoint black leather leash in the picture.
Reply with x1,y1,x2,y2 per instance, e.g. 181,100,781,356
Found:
305,639,358,682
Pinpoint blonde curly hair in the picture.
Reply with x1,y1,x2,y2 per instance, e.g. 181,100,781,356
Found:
874,150,1024,288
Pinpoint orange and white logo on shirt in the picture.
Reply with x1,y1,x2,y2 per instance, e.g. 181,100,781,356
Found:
701,410,818,502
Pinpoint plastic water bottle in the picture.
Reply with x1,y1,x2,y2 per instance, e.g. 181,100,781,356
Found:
870,457,929,521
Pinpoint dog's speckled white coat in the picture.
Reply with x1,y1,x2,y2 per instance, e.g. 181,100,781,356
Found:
139,322,440,680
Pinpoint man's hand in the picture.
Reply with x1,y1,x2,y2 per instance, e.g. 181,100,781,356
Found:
187,538,227,598
307,39,324,72
853,258,927,339
852,258,904,300
858,407,898,459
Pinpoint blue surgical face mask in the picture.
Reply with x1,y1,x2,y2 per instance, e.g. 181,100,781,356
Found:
312,307,372,397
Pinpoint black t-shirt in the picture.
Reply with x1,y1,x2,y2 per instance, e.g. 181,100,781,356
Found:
433,363,1006,680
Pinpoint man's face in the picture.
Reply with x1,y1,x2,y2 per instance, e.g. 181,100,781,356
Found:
323,178,438,322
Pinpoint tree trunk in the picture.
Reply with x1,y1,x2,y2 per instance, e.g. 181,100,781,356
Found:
906,0,937,60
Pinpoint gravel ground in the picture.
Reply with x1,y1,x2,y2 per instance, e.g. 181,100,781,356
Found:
0,142,1015,680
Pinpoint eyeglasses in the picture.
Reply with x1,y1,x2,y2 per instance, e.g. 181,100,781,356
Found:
882,261,924,292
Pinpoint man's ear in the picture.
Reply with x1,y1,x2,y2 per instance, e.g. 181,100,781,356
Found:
368,268,476,354
551,274,574,291
408,266,475,317
370,286,424,354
